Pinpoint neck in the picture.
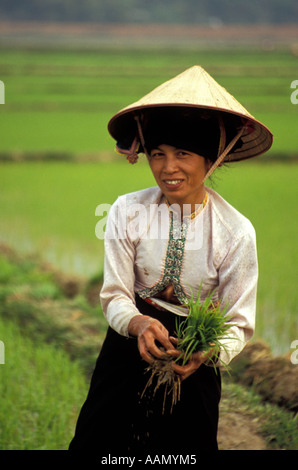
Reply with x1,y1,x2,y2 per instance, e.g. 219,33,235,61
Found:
167,188,207,213
166,190,208,218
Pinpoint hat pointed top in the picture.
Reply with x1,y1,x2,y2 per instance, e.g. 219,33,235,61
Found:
123,65,252,118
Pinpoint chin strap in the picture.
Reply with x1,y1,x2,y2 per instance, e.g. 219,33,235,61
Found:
217,114,226,158
202,124,246,183
134,114,150,159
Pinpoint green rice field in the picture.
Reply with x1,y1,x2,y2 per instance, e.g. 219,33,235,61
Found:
0,46,297,356
0,47,297,155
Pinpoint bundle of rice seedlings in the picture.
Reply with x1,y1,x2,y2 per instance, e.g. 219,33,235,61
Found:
141,287,234,414
175,288,232,367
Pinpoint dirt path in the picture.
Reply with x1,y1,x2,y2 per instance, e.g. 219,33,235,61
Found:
217,341,298,450
218,410,266,450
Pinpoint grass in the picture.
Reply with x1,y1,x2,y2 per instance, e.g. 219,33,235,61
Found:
0,248,107,376
0,317,88,450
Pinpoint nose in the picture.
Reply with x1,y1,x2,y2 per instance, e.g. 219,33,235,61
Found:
163,154,179,174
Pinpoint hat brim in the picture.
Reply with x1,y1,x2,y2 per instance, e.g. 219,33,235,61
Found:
108,103,273,162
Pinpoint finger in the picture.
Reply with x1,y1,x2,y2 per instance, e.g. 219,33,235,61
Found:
166,349,181,358
158,330,174,351
171,361,194,375
148,324,173,352
200,348,215,362
140,330,172,360
171,356,204,380
138,337,154,364
169,336,178,345
146,340,169,360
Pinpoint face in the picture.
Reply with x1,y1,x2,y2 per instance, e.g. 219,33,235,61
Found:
148,144,210,211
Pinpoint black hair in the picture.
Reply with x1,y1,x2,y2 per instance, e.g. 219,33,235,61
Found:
141,108,242,162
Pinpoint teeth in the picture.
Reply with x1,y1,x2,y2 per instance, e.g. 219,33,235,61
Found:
165,180,182,185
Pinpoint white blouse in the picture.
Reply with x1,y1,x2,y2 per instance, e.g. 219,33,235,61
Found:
100,186,258,366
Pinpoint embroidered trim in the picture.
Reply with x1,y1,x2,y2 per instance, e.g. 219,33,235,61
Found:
136,211,189,303
190,192,208,220
137,194,208,303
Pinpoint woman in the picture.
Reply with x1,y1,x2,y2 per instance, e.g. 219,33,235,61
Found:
69,66,273,453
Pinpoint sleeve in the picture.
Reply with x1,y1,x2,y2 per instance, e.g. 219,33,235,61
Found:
217,225,258,367
99,197,143,337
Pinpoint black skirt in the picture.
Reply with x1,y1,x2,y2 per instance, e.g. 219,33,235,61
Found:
69,295,221,453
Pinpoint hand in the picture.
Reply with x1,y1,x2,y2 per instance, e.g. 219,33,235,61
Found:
167,338,218,381
128,315,173,364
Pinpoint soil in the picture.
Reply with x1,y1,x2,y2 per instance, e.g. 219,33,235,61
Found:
218,411,267,450
217,340,298,450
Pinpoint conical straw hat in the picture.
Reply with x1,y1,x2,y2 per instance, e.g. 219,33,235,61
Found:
108,65,273,162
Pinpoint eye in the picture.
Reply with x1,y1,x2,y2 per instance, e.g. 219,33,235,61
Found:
150,150,165,159
177,150,191,158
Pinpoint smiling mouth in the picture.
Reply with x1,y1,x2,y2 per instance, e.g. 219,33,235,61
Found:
163,179,183,186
